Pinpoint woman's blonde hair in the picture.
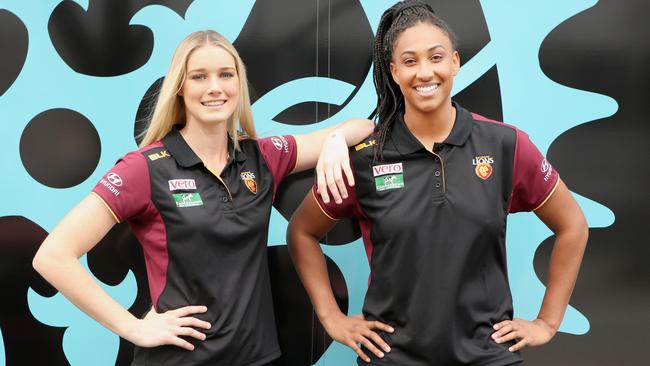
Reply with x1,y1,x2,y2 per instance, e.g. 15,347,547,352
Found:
139,30,256,149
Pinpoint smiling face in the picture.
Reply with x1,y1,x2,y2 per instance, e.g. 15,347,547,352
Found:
389,21,460,116
179,45,240,128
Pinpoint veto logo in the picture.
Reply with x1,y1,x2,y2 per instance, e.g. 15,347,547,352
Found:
354,139,376,151
168,179,196,191
240,171,257,194
372,162,403,177
148,150,170,161
473,155,494,180
172,192,203,208
541,159,553,181
270,136,290,153
372,162,404,191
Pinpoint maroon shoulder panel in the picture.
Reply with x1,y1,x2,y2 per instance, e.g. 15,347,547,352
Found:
508,129,559,212
257,135,298,196
91,143,160,221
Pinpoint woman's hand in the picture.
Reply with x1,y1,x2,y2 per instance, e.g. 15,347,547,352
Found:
492,318,556,352
127,305,212,351
321,312,394,363
316,130,354,204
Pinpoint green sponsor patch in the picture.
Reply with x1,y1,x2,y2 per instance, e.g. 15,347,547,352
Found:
374,174,404,191
173,192,203,207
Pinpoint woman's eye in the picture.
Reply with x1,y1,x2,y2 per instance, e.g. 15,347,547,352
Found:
403,59,416,65
431,54,444,61
221,72,235,78
191,74,206,80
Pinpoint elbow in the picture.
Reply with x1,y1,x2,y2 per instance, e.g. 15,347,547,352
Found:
32,245,48,276
32,239,60,278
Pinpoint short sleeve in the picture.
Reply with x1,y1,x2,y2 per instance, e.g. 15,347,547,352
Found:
311,172,358,221
91,151,150,222
257,135,298,194
508,129,559,213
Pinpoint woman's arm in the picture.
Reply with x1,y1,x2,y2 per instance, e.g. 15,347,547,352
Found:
492,178,588,351
33,194,211,351
293,118,374,204
287,192,393,363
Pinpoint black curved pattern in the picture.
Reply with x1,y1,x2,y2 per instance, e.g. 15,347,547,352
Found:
0,217,67,365
528,1,650,365
235,0,373,125
0,10,28,96
48,0,193,76
86,222,151,366
268,245,348,365
20,108,101,188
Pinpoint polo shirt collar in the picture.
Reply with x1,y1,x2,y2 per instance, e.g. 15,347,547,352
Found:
162,126,242,167
389,101,473,154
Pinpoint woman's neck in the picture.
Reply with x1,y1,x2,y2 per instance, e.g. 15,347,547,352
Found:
180,120,230,171
403,101,456,151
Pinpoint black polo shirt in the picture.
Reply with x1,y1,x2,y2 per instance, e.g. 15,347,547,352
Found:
92,128,297,366
314,103,558,365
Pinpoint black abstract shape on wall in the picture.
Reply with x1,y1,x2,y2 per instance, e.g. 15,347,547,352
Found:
268,245,348,365
87,222,151,366
0,216,67,365
48,0,193,76
235,0,374,125
0,10,28,96
20,108,101,188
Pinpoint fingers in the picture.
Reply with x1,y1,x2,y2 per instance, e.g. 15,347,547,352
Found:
365,329,391,353
169,335,195,351
491,323,513,339
509,338,528,352
168,305,207,317
333,161,348,201
342,158,355,187
178,316,212,330
316,165,331,205
356,333,385,360
176,325,207,341
326,164,343,204
346,341,371,363
369,320,395,334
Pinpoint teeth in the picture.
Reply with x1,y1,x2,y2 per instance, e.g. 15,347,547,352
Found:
416,85,438,93
202,100,225,106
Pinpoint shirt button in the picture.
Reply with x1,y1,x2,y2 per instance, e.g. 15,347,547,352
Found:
222,196,229,202
435,182,441,188
434,170,441,177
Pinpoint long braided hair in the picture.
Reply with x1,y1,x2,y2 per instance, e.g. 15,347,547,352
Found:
371,0,458,162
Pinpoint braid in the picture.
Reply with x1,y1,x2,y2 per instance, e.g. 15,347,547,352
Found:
371,0,458,163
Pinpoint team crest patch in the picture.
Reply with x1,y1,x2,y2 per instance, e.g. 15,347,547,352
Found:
473,155,494,180
372,162,404,191
172,192,203,207
240,171,257,194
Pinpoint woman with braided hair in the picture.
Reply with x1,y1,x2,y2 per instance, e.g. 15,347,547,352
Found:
288,1,588,365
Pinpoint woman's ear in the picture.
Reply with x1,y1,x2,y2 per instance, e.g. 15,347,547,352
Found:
452,50,460,76
390,62,399,84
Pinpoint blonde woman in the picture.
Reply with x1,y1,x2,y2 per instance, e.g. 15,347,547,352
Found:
33,30,373,366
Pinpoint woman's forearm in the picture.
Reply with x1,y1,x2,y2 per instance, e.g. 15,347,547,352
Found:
536,225,588,330
33,247,138,337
